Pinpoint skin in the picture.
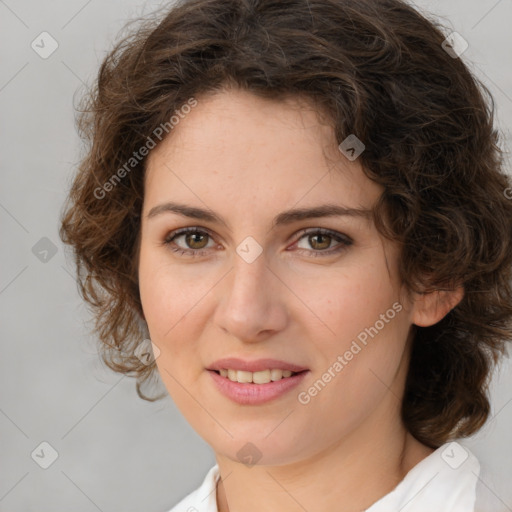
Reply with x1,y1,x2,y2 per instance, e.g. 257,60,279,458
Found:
138,86,463,512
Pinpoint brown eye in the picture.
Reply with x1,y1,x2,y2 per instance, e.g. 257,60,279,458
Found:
184,231,209,249
163,228,215,256
294,229,353,257
308,233,332,250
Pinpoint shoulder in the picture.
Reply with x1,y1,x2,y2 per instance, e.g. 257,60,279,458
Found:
166,465,220,512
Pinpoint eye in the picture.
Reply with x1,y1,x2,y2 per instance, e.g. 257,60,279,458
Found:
292,228,353,257
163,227,216,257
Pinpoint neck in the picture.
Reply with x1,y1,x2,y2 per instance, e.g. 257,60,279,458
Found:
215,406,433,512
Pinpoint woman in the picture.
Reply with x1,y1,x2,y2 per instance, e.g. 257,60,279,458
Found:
59,0,512,510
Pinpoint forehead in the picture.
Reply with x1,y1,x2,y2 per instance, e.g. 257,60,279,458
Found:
143,88,382,219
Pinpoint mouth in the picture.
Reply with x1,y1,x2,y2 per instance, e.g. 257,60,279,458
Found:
206,358,309,405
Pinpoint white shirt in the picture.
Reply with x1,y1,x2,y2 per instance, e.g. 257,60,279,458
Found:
167,442,482,512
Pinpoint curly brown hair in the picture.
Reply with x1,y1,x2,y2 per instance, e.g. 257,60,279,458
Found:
59,0,512,449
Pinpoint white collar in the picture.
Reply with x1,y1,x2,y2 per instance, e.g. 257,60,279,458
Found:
366,441,480,511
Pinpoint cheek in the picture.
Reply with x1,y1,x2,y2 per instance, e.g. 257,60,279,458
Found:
138,255,206,402
138,245,226,383
309,260,401,344
301,255,408,401
299,320,408,443
138,247,200,354
138,247,217,423
139,243,192,323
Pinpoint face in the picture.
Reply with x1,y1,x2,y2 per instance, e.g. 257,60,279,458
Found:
138,87,418,466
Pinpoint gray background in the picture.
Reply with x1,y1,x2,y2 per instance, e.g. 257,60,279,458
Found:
1,0,511,511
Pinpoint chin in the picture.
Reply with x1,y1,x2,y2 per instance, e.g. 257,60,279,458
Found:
207,426,313,468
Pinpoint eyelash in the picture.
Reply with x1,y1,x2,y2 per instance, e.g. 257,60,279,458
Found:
162,227,353,258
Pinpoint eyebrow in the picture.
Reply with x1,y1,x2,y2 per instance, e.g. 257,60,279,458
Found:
147,201,373,228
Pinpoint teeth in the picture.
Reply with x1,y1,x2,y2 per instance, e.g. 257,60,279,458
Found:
253,370,270,384
219,368,296,384
237,370,253,383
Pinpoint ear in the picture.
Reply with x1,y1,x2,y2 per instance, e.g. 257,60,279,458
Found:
411,286,464,327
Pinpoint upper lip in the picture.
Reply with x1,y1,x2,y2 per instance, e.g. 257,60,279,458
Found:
207,357,308,373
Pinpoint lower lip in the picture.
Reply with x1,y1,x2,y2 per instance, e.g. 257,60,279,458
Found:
208,370,309,405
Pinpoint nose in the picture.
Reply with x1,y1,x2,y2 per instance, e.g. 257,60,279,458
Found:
213,251,288,343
